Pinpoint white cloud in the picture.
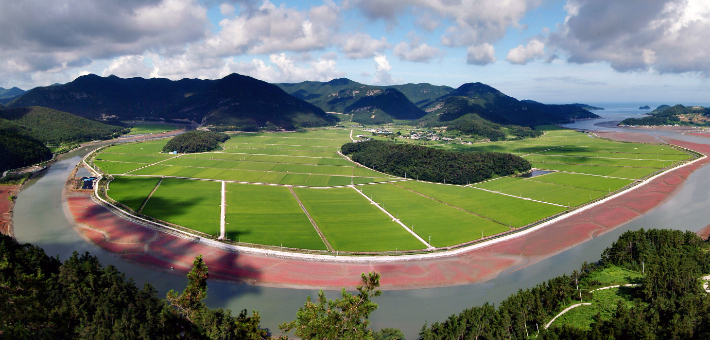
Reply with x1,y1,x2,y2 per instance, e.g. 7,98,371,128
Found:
506,39,545,65
219,3,235,15
340,33,391,59
373,53,394,84
549,0,710,76
393,40,441,62
0,0,208,80
466,43,496,65
347,0,542,47
102,55,153,78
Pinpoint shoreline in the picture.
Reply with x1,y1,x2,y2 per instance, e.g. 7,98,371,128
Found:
59,130,710,290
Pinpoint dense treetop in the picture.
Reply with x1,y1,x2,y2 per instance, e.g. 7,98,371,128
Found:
341,140,531,184
0,130,52,172
0,234,265,339
621,104,710,126
163,130,230,153
0,106,127,145
420,229,710,340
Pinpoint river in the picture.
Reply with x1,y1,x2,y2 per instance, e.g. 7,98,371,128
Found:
12,107,710,338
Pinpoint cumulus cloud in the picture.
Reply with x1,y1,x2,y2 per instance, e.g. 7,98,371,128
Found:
506,39,545,65
0,0,208,77
102,55,153,78
549,0,710,75
373,53,394,84
393,36,441,62
340,33,391,59
466,43,496,65
346,0,542,47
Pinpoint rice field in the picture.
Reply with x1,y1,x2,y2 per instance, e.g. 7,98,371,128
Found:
224,184,327,250
98,128,694,253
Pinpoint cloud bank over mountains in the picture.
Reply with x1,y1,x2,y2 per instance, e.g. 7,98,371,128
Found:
1,0,709,91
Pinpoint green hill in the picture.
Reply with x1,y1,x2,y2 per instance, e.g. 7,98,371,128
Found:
171,73,335,130
11,74,334,130
620,104,710,126
0,106,127,145
277,78,451,113
344,88,427,124
0,87,26,105
421,83,599,126
0,130,52,172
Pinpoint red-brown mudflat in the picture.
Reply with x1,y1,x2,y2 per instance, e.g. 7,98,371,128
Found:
64,138,710,290
0,185,20,236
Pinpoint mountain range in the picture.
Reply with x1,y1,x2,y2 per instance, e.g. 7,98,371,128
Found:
0,87,26,105
7,74,599,132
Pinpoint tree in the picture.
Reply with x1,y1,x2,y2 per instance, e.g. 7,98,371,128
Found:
167,255,209,322
279,272,382,340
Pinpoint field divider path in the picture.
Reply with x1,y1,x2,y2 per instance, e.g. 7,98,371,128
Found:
537,170,634,181
137,177,163,214
289,187,334,252
123,154,183,174
528,161,656,169
219,181,226,240
521,146,564,157
350,185,434,250
530,153,682,162
392,183,509,227
349,129,355,142
545,303,592,329
470,186,568,207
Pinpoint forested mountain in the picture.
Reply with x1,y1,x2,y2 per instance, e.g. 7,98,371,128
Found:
341,140,530,184
0,106,127,145
9,74,334,130
621,104,710,126
163,130,230,153
420,83,599,126
277,78,452,113
345,88,427,124
0,130,52,172
0,86,26,105
169,73,335,130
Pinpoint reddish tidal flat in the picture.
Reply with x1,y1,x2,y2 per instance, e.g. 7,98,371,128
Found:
64,137,710,290
0,185,20,236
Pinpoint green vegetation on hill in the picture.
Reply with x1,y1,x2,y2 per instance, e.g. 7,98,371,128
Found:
389,83,454,108
420,229,710,340
570,103,604,110
0,130,52,172
10,74,335,131
341,140,530,184
621,104,710,126
421,83,598,126
162,130,230,153
346,88,427,124
444,114,543,141
0,87,26,105
0,234,266,339
0,106,127,144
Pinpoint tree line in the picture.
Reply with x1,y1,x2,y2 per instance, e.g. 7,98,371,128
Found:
420,229,710,340
163,130,230,153
0,130,52,173
341,140,531,184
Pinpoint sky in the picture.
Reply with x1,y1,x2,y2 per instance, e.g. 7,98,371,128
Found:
1,0,710,104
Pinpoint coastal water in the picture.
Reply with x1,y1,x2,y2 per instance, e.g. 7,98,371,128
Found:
13,108,710,338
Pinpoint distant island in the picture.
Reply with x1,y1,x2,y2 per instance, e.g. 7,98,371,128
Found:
639,105,651,109
570,103,604,110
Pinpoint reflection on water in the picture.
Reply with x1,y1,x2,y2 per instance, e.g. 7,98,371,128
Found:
523,170,554,178
12,126,710,338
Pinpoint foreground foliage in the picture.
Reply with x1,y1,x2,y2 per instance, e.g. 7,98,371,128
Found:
341,140,531,185
163,130,230,153
0,234,265,339
279,272,383,340
419,229,710,340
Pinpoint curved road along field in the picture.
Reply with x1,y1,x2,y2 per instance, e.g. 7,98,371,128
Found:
64,136,710,290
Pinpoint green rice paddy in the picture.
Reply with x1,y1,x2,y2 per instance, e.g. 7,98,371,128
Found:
99,128,694,252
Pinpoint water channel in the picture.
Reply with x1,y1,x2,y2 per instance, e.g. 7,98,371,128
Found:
12,107,710,338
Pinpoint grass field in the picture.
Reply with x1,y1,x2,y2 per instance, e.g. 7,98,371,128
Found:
141,178,221,236
224,184,326,250
92,128,693,252
473,177,605,207
126,123,180,135
293,187,425,252
107,176,160,211
396,181,568,228
359,184,509,247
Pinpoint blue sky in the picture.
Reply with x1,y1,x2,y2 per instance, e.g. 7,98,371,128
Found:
1,0,709,104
